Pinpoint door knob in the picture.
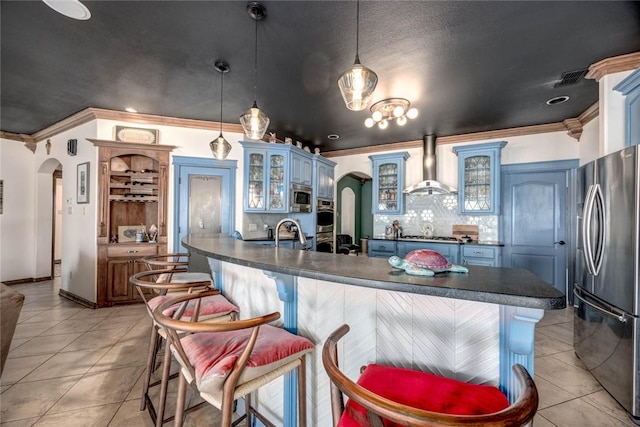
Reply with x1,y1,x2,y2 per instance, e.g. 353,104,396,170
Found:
554,240,566,245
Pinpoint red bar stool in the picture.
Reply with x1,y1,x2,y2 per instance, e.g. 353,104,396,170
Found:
152,291,314,427
130,268,239,427
322,324,538,427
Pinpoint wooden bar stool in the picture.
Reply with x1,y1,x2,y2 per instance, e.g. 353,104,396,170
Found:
140,253,214,291
130,268,239,427
152,291,314,427
322,324,538,427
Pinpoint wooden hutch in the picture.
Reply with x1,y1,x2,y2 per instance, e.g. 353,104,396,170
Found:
90,139,175,307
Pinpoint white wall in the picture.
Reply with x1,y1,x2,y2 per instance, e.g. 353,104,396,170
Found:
333,130,581,189
599,70,633,156
55,177,63,261
578,118,600,165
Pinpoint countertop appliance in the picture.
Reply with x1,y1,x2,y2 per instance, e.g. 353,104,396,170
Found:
574,145,640,424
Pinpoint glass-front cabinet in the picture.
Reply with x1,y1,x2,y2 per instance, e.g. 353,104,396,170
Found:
453,141,506,215
240,141,313,213
369,152,410,214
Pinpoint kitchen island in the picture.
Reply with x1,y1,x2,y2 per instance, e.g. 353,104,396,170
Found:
183,234,565,427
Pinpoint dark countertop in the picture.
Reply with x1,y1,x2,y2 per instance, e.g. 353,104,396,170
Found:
183,235,565,310
243,235,314,242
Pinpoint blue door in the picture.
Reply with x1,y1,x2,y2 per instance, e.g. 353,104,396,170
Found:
173,156,236,253
501,162,575,296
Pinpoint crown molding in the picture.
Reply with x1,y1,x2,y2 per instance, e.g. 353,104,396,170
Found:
5,107,245,144
586,51,640,82
578,102,598,125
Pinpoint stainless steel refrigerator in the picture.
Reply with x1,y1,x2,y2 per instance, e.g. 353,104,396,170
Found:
574,144,640,424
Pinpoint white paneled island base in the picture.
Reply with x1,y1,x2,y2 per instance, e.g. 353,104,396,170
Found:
209,259,539,427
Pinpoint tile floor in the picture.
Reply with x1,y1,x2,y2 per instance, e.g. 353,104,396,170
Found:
1,278,638,426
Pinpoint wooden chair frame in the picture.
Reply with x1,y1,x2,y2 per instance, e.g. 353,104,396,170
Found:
322,324,538,427
130,268,235,427
153,292,308,427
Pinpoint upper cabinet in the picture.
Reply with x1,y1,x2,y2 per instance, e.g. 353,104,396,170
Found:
369,152,410,214
240,141,313,212
614,68,640,147
453,141,506,215
314,155,336,201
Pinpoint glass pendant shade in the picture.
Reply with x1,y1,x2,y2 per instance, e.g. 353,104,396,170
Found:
210,133,232,159
240,101,270,140
338,56,378,111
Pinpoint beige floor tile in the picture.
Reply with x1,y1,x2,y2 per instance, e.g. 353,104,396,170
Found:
8,333,83,358
534,332,573,357
539,397,630,427
1,354,53,385
550,349,587,369
0,417,40,427
532,414,557,427
534,375,575,409
62,328,130,352
90,314,146,332
67,308,113,320
0,375,81,422
42,317,104,336
47,366,144,414
12,322,61,339
88,341,149,373
19,308,85,324
535,355,602,397
107,399,154,427
581,390,638,426
537,323,574,345
7,337,32,353
33,403,121,427
20,348,109,382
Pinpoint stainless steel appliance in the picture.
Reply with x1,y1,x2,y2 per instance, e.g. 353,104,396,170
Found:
574,145,640,424
316,200,334,252
290,184,312,213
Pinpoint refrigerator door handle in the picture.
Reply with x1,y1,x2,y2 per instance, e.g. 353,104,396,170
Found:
582,184,597,275
573,285,629,323
591,184,605,276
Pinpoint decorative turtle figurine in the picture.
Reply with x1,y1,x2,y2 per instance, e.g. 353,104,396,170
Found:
388,249,469,276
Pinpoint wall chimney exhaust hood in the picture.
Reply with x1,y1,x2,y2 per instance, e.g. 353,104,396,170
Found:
403,134,457,195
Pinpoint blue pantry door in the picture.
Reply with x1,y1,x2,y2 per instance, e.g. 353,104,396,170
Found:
173,157,236,253
501,168,568,295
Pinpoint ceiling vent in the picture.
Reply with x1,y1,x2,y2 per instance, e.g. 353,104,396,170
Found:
554,68,588,88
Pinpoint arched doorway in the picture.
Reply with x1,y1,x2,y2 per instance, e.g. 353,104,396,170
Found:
336,172,373,253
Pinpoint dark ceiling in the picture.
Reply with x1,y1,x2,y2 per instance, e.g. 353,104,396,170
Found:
2,1,640,152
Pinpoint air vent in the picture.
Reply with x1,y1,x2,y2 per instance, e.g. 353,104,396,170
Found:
554,69,588,88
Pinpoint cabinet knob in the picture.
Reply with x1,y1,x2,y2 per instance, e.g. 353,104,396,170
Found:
473,251,482,255
127,250,138,253
554,240,566,246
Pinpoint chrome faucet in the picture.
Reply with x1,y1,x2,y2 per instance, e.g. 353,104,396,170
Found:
275,218,307,248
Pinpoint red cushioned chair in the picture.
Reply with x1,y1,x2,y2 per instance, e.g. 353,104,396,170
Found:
152,291,314,427
322,324,538,427
130,268,239,427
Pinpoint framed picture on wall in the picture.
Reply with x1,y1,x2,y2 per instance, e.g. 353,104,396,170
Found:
77,162,90,204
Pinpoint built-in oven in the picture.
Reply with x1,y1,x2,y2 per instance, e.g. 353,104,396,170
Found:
316,200,334,253
290,184,312,213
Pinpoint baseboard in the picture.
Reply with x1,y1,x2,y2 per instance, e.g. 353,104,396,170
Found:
1,276,52,285
59,289,97,309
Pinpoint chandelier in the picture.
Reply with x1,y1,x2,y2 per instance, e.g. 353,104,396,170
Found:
364,98,418,129
209,60,232,159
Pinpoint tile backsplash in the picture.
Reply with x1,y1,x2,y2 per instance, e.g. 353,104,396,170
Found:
373,194,499,241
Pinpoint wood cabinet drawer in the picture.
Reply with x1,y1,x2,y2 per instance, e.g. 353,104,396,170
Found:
462,246,496,259
107,245,158,258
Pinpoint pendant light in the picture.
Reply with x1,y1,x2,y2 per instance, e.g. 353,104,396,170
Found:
209,61,232,159
337,0,378,111
240,2,270,140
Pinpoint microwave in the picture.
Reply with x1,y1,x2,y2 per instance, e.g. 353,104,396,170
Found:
290,184,312,212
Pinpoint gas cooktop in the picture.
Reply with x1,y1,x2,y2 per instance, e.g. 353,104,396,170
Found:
398,235,460,243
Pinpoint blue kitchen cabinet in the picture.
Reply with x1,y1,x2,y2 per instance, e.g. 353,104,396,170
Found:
240,141,290,213
396,241,460,264
291,150,313,186
461,245,502,266
369,152,410,214
614,68,640,147
314,155,336,201
453,141,507,215
368,239,396,258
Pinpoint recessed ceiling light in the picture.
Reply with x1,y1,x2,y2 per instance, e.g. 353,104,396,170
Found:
546,96,570,106
42,0,91,20
327,134,339,140
125,107,138,113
